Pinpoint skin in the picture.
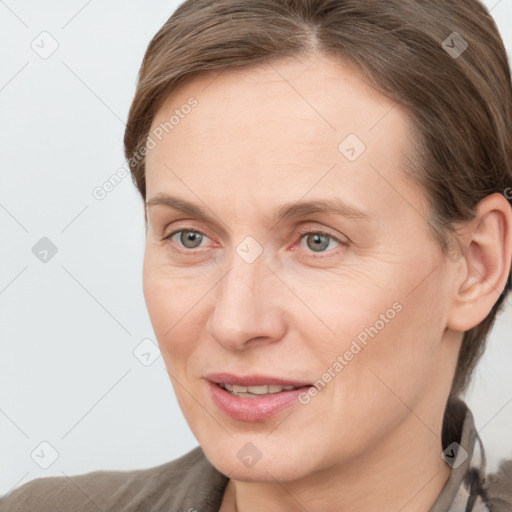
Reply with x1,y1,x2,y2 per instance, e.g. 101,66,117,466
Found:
142,53,512,512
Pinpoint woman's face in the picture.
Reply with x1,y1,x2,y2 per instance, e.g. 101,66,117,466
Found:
143,53,460,481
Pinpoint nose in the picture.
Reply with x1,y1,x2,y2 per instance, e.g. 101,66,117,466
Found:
206,254,287,351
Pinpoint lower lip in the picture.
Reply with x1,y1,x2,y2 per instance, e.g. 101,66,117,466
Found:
208,381,312,422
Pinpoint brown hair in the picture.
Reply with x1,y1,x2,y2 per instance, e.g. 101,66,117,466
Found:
124,0,512,397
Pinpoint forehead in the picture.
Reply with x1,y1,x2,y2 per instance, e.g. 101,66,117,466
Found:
145,53,423,219
149,52,407,145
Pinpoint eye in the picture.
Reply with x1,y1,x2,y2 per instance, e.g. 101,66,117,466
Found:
162,226,347,256
297,229,345,254
164,229,209,249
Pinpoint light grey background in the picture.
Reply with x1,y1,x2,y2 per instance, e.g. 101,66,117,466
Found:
1,0,511,497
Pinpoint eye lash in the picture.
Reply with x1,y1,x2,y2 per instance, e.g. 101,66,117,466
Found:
296,227,347,245
295,228,349,258
161,226,348,257
297,228,339,240
161,227,208,242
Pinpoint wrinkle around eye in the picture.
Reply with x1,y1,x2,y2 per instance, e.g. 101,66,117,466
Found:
158,228,351,269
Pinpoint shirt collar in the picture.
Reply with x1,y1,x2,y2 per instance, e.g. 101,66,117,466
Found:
199,398,488,512
430,398,488,512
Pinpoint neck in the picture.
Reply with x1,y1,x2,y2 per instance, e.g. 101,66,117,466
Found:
222,412,451,512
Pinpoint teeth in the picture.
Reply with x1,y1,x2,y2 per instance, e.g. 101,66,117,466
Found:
246,385,269,395
220,383,299,397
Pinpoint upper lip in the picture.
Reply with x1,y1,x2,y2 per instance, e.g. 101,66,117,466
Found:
206,372,312,387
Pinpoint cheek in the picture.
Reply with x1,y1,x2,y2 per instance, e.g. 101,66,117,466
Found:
303,262,446,396
332,274,447,414
284,268,402,357
142,261,204,363
143,262,215,434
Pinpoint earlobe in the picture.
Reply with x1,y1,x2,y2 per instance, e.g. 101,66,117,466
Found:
447,193,512,332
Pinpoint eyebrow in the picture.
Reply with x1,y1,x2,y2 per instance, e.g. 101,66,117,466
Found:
146,194,371,225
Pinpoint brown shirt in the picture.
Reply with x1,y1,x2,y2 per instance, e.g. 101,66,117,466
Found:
1,399,511,511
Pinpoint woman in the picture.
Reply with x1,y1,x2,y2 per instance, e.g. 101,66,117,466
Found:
2,0,512,510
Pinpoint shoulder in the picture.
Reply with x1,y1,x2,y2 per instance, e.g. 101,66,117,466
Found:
0,446,228,512
484,459,512,512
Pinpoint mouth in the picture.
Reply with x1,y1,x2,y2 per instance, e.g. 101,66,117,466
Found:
206,373,313,421
216,382,303,398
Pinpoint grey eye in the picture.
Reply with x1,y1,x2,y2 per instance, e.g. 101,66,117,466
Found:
305,233,331,252
179,230,204,248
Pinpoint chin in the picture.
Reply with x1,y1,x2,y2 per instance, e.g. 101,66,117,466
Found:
200,437,317,482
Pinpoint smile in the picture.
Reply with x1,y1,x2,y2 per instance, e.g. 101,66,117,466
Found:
217,383,300,397
206,374,313,421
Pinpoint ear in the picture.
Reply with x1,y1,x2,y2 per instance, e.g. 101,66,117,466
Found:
447,193,512,332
